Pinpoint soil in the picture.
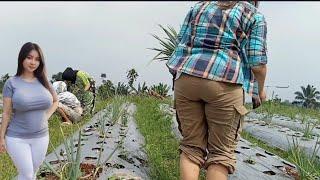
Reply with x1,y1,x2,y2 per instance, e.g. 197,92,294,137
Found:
79,162,103,179
39,162,102,180
39,172,60,180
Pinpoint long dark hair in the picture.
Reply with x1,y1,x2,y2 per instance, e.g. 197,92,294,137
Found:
16,42,51,91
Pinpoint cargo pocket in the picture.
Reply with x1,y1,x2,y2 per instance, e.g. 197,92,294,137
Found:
233,105,249,141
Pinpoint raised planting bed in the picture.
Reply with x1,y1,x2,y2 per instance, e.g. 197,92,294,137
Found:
243,119,320,160
246,112,320,136
231,139,298,180
37,102,150,180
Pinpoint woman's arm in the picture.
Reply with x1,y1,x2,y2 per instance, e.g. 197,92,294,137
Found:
46,100,58,120
46,86,58,120
56,107,72,123
252,64,267,101
246,12,268,101
0,97,13,153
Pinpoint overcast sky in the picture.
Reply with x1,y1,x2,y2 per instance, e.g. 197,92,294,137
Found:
0,1,319,102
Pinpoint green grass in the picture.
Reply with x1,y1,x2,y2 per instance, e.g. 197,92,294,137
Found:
0,99,109,179
131,96,209,179
286,137,320,180
131,96,180,180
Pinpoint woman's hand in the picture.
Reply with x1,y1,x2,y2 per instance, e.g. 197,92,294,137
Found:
252,88,267,109
0,138,6,154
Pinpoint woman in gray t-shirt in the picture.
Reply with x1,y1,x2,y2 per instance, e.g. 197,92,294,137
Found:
0,42,58,180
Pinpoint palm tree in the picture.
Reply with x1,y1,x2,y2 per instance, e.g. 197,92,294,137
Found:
294,84,320,108
126,68,139,87
126,68,139,94
148,24,178,62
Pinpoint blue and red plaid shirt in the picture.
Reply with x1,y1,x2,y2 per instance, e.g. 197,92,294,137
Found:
166,1,268,97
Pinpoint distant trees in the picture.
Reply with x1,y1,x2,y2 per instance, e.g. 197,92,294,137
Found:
293,84,320,109
51,72,63,83
96,69,170,100
0,73,10,93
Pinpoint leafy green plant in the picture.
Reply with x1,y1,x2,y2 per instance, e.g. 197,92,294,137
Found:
105,96,127,124
148,24,178,62
150,83,170,97
98,104,129,174
261,113,273,125
299,113,309,124
95,113,112,174
302,121,316,140
287,136,320,179
114,82,130,96
97,113,107,137
98,80,115,100
121,111,129,127
137,82,149,95
43,126,83,179
101,128,128,172
288,110,297,121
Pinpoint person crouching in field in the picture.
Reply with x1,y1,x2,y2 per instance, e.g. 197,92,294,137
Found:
53,81,83,125
62,67,96,115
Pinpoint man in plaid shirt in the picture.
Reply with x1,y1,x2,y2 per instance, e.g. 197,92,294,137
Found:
166,1,267,179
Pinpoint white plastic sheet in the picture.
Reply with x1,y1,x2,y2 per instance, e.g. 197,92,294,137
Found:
37,103,149,180
243,120,320,159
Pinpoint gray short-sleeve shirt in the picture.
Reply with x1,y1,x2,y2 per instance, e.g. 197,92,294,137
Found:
2,76,53,138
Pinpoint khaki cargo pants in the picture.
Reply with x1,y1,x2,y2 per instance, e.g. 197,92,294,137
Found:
174,73,249,174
